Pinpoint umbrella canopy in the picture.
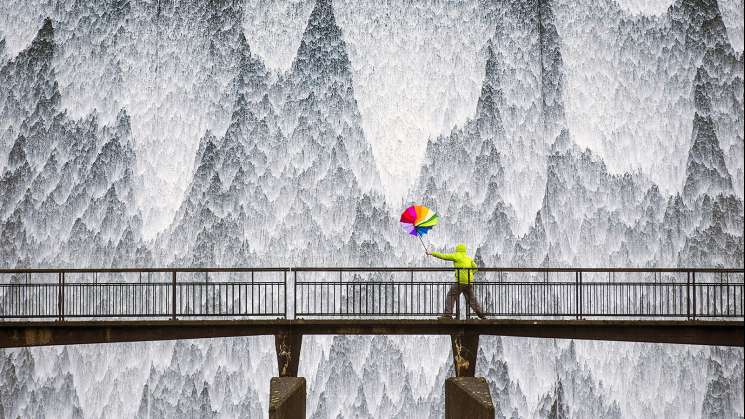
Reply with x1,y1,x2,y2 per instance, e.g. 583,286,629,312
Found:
400,205,438,236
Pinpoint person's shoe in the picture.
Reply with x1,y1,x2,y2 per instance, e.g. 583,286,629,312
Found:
477,314,488,320
437,314,453,320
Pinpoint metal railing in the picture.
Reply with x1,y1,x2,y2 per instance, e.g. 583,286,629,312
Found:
292,268,745,320
0,268,286,320
1,268,743,321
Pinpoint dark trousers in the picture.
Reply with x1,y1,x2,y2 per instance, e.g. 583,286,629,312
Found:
444,284,484,317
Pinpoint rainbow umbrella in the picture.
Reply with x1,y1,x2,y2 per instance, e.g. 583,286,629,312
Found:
400,205,439,251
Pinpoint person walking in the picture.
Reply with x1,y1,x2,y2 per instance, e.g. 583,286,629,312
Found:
427,244,487,319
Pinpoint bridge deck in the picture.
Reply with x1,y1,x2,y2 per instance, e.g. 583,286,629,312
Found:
2,319,742,348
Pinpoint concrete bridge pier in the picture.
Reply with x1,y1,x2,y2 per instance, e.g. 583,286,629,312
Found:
270,332,306,419
446,331,495,419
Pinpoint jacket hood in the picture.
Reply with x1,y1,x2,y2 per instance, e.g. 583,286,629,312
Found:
455,244,467,253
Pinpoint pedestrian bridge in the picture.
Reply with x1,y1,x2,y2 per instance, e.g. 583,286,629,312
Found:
1,267,743,348
2,267,742,418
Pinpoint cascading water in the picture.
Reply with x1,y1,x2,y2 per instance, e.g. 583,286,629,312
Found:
0,0,742,418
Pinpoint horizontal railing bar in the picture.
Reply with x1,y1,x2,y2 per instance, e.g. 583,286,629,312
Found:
292,315,744,319
4,281,740,286
0,267,742,274
0,279,745,288
293,281,744,285
0,284,164,287
289,267,745,273
177,315,285,317
295,281,459,285
0,268,292,273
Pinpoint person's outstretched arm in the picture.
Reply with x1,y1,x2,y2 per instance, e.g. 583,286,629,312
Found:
429,251,457,261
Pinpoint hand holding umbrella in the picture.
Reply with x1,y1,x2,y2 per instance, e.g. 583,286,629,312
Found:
400,205,439,253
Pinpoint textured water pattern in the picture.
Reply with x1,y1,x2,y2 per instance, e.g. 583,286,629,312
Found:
0,0,743,418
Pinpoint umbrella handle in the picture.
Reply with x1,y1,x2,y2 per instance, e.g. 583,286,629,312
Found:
418,235,429,253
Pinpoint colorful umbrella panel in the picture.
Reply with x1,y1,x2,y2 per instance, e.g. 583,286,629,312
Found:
400,205,438,236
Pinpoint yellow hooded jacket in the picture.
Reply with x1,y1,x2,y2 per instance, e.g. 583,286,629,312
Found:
431,244,477,285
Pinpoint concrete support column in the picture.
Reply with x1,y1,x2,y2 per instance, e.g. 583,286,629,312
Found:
269,377,306,419
445,377,495,419
450,331,479,377
270,331,305,418
275,331,302,376
446,331,494,418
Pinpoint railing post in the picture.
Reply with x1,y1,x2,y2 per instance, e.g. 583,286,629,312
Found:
410,270,413,315
465,268,471,320
456,269,461,320
284,269,289,319
575,271,579,320
57,271,64,321
579,270,583,319
692,271,696,321
171,271,177,320
293,269,298,319
686,271,691,320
